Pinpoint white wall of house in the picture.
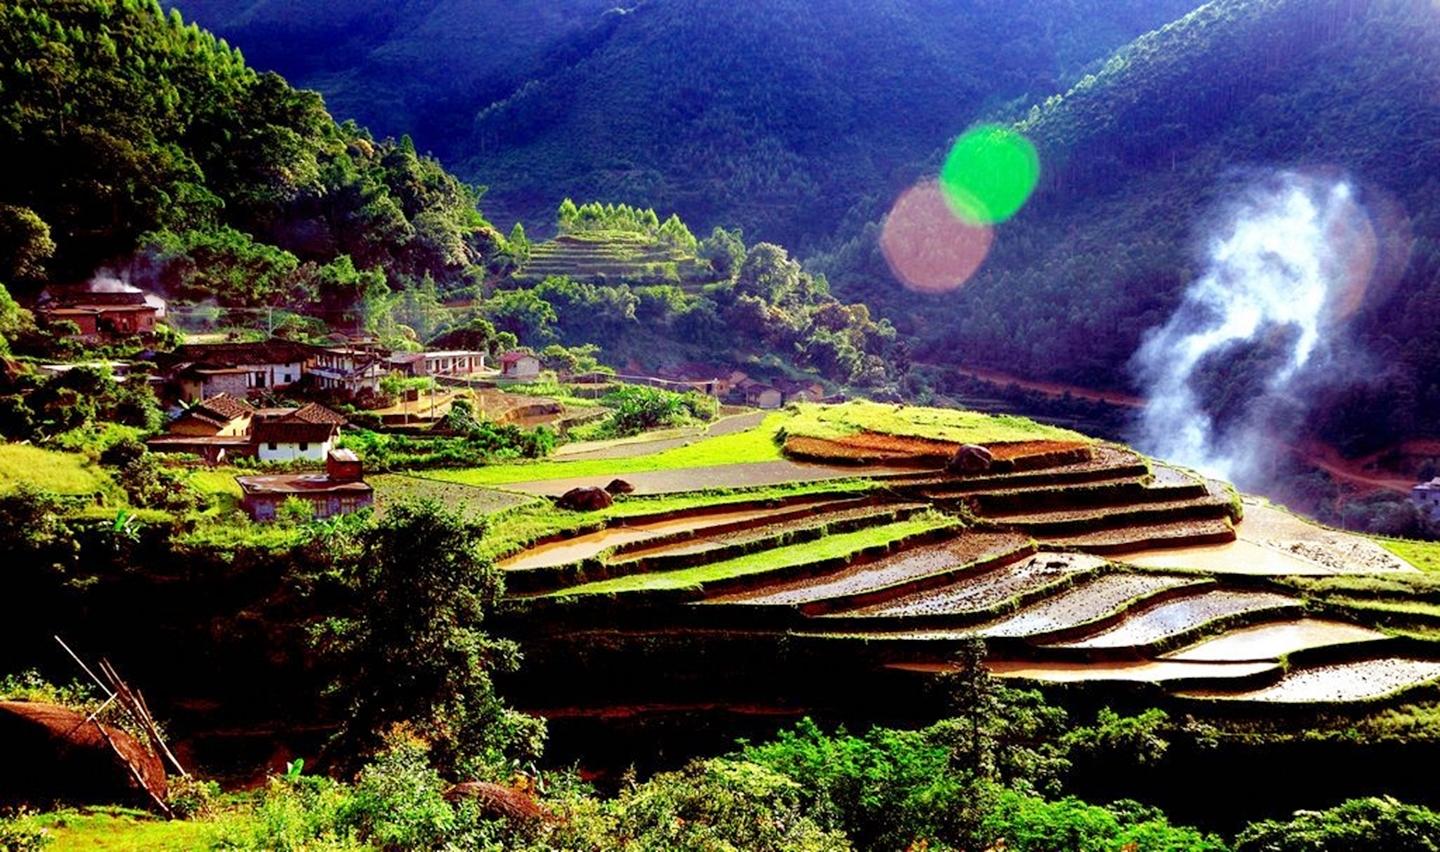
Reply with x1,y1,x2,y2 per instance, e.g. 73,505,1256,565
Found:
257,438,332,462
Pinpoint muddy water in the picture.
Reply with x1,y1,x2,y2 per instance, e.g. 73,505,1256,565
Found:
1178,657,1440,702
1051,590,1299,649
899,659,1277,683
1164,619,1386,662
1124,539,1335,575
499,506,805,571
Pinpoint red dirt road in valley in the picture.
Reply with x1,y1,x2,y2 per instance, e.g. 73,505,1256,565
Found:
951,365,1144,408
1287,439,1413,494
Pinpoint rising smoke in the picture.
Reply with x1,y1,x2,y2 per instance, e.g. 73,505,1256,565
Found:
1130,171,1376,486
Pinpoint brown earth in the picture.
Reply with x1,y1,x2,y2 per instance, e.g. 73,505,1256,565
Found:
0,701,166,808
784,431,1090,466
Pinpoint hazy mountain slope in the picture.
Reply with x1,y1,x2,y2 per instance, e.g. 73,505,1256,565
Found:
817,0,1440,452
166,0,621,146
169,0,1202,245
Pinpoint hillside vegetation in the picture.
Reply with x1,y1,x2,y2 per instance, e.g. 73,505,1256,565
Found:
170,0,1202,248
817,0,1440,456
0,0,507,311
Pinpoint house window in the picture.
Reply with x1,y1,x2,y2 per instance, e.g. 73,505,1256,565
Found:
299,442,309,451
268,442,278,451
283,373,293,383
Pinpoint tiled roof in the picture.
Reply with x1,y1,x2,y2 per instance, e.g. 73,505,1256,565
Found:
195,393,255,421
253,419,338,444
236,472,372,496
288,402,346,425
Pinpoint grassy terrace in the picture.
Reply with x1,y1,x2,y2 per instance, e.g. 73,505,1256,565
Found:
419,413,789,487
481,479,880,562
782,400,1089,444
1379,537,1440,573
0,443,112,495
548,511,958,596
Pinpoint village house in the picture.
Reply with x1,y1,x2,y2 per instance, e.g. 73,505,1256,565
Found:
166,340,311,402
144,394,257,462
309,345,385,397
387,350,488,378
165,394,254,437
499,351,542,380
236,449,374,522
734,377,784,410
36,285,165,342
253,402,346,462
1412,478,1440,520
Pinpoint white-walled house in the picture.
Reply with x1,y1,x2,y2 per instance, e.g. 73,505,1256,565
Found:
252,403,346,462
500,351,542,380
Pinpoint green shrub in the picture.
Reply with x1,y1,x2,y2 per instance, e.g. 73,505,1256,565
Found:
342,734,456,850
0,812,51,851
980,788,1226,851
610,758,851,851
165,775,221,819
1235,796,1440,851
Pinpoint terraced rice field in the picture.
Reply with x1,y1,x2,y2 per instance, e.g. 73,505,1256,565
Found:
498,502,847,571
549,513,958,596
1181,657,1440,703
613,502,922,564
971,659,1279,683
497,401,1440,708
838,554,1106,618
1050,589,1300,650
972,573,1198,639
1163,619,1387,662
703,530,1031,608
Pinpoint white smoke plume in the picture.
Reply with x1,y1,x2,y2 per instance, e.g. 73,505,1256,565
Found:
1131,171,1375,486
86,270,141,293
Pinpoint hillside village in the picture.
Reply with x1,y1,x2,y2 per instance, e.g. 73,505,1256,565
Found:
8,1,1440,848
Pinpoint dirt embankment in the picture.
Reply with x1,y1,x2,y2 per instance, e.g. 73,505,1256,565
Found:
0,701,166,808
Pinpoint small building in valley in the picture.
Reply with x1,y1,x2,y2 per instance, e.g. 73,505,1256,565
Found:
500,351,542,380
310,346,385,397
237,449,374,522
388,350,488,378
1412,478,1440,519
252,402,346,462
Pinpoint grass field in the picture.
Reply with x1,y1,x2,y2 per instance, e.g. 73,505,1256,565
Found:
0,443,111,495
9,808,226,851
1378,537,1440,573
552,511,957,596
370,473,533,519
419,413,789,487
783,401,1087,445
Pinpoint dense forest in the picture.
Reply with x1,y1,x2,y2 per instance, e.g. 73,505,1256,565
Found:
0,0,509,311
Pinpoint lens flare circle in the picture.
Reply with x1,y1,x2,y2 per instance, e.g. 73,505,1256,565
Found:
881,181,994,293
939,124,1040,225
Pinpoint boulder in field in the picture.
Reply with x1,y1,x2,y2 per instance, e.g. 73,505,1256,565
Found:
605,478,635,495
557,486,614,511
445,780,547,823
947,443,994,473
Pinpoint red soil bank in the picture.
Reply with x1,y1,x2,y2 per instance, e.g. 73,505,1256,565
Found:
0,700,166,808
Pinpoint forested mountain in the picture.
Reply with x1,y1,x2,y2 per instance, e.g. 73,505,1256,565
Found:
0,0,508,310
816,0,1440,454
167,0,1201,247
163,0,621,149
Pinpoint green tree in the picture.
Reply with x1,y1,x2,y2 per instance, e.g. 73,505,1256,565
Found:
0,205,56,282
314,499,545,775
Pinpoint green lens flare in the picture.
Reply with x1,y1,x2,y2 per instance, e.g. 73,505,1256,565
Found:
939,124,1040,225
